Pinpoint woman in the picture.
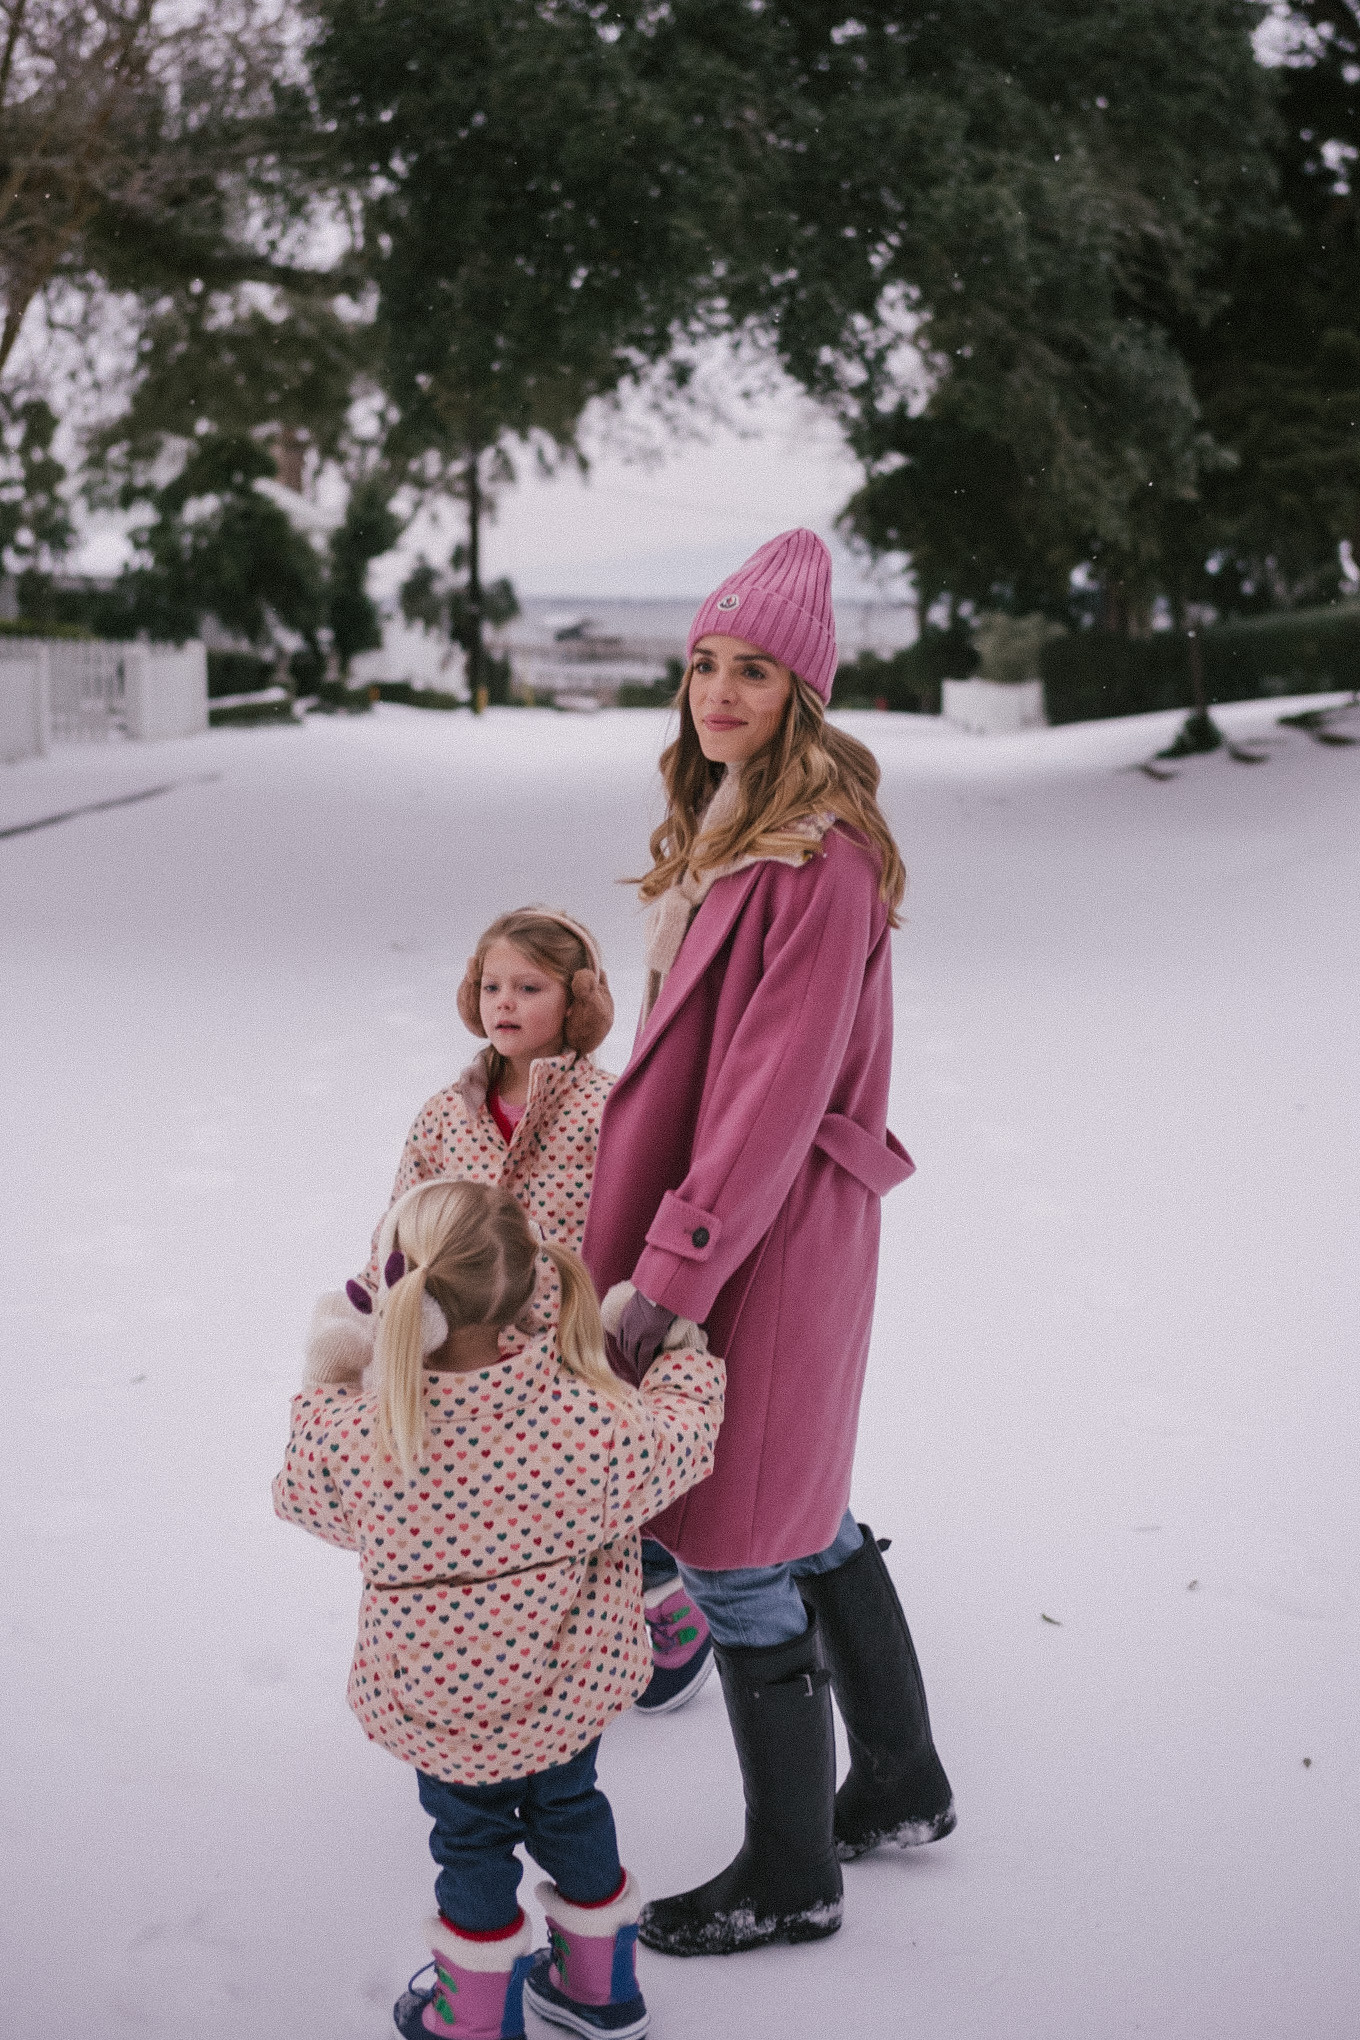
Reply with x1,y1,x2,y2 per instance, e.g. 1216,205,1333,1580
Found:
583,529,955,1959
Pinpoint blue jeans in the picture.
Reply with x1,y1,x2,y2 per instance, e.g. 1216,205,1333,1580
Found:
677,1511,864,1649
417,1738,622,1933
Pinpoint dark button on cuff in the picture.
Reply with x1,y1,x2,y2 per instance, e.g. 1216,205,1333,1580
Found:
691,1226,710,1248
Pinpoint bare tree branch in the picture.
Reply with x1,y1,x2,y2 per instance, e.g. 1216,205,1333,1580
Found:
0,0,32,113
0,0,328,383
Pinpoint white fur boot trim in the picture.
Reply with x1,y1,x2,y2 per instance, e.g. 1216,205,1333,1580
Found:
426,1910,532,1972
303,1288,377,1386
535,1868,642,1938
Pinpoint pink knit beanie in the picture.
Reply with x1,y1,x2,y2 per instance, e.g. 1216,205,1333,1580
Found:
686,528,838,702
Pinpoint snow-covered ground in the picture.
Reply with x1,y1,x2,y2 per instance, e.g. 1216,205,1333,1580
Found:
2,698,1357,2038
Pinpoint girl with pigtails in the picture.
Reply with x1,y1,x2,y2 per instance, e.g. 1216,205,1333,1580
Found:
275,1178,724,2040
306,905,719,1713
584,529,956,1960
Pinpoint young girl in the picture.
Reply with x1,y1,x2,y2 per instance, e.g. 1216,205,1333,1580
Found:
307,906,716,1714
275,1178,725,2040
362,907,616,1286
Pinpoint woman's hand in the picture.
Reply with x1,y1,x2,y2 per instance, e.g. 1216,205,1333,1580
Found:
601,1282,679,1379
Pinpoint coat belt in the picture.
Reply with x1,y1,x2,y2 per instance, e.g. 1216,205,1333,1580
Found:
812,1111,916,1195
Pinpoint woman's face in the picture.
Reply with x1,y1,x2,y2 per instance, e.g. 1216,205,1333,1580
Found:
688,635,794,765
478,939,570,1063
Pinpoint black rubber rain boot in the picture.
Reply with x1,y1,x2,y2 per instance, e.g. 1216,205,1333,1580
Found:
637,1612,843,1957
799,1525,956,1861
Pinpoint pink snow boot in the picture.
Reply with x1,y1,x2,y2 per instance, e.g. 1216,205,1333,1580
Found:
635,1576,713,1713
393,1911,534,2038
522,1870,649,2037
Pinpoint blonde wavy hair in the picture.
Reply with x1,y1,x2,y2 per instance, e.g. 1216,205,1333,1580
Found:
636,670,905,924
374,1179,624,1473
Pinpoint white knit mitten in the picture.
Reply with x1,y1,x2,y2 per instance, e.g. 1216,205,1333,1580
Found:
304,1287,378,1387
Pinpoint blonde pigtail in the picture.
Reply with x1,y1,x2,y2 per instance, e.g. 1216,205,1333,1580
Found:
366,1182,625,1473
375,1265,432,1475
544,1239,631,1402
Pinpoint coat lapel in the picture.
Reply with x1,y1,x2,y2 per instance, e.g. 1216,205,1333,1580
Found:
617,863,765,1094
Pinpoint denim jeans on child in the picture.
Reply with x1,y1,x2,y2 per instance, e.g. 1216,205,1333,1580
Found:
639,1535,679,1592
417,1737,622,1933
677,1510,864,1649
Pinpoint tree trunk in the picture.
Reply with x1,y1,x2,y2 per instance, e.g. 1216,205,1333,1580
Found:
1164,597,1220,756
465,449,484,702
1185,627,1206,720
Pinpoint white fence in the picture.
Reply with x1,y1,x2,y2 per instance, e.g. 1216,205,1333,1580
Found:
0,639,208,762
941,676,1047,735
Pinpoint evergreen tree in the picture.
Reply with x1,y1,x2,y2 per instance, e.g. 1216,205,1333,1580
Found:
399,548,519,704
309,0,742,689
0,393,72,613
327,474,403,672
96,433,326,648
1175,0,1360,612
713,1,1281,625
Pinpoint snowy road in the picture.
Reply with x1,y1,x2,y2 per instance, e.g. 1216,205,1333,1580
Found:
2,700,1357,2038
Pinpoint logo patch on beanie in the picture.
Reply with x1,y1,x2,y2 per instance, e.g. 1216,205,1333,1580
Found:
717,593,740,611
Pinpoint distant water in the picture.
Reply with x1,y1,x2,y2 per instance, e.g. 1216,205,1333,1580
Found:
354,594,918,695
500,595,918,675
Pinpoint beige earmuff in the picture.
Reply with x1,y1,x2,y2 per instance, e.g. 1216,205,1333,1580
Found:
456,955,483,1036
562,966,614,1054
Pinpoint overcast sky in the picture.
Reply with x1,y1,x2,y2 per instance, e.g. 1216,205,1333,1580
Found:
71,342,914,609
466,375,906,602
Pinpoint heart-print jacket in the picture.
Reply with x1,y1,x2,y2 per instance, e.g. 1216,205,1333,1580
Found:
273,1326,724,1785
356,1048,614,1296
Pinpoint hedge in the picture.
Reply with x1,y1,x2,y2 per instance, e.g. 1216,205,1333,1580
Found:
0,618,94,640
1041,604,1360,726
209,693,299,727
207,649,275,698
834,624,974,713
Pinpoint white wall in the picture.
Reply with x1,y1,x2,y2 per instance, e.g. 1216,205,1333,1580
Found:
942,676,1047,735
124,643,208,741
0,649,49,762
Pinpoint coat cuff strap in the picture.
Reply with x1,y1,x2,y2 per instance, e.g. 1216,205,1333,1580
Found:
643,1190,721,1261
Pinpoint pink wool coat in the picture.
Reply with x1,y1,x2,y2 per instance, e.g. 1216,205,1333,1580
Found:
359,1049,613,1292
273,1330,724,1784
582,824,914,1570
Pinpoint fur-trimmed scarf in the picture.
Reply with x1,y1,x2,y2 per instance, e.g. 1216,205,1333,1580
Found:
639,770,834,1028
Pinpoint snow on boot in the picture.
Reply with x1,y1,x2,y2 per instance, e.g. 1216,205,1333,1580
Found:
799,1524,956,1860
637,1614,842,1957
523,1870,649,2037
634,1576,714,1714
393,1910,534,2039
